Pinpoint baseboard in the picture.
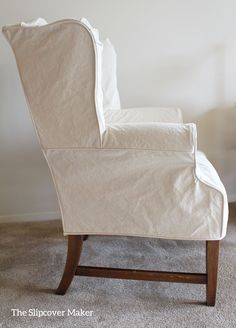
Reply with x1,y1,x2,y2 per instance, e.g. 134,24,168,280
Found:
0,211,60,223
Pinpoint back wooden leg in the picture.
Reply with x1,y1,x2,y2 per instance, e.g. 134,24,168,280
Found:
56,235,83,295
206,240,220,306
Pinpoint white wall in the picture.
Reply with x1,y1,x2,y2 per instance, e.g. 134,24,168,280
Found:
1,0,236,221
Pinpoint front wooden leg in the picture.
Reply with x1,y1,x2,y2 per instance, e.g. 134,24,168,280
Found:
206,240,220,306
56,235,83,295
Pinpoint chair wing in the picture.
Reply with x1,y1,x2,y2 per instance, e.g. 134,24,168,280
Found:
3,20,105,149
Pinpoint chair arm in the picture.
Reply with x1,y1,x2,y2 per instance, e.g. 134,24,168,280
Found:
102,122,196,152
104,107,183,125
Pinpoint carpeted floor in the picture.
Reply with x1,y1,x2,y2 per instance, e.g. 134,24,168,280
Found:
0,207,236,328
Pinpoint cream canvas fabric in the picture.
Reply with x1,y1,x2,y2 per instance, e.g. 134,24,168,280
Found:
20,18,121,112
104,107,183,124
102,38,121,111
2,19,228,240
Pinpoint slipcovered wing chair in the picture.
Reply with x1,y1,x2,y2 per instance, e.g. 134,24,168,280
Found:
3,19,228,306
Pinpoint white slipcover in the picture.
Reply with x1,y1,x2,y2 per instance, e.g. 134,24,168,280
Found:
20,18,121,112
102,38,121,111
2,19,228,240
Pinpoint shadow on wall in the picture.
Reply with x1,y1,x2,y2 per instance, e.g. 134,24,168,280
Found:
196,107,236,201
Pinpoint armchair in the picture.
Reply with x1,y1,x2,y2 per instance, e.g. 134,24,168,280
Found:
2,19,228,306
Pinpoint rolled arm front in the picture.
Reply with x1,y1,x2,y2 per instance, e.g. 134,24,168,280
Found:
102,122,197,152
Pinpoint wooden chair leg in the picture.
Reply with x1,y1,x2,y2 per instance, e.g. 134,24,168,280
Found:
56,235,83,295
206,240,220,306
56,237,220,304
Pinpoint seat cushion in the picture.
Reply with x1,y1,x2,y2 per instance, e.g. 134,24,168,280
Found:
102,38,121,111
105,107,183,124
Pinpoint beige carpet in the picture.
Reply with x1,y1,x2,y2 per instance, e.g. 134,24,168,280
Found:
1,210,236,328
